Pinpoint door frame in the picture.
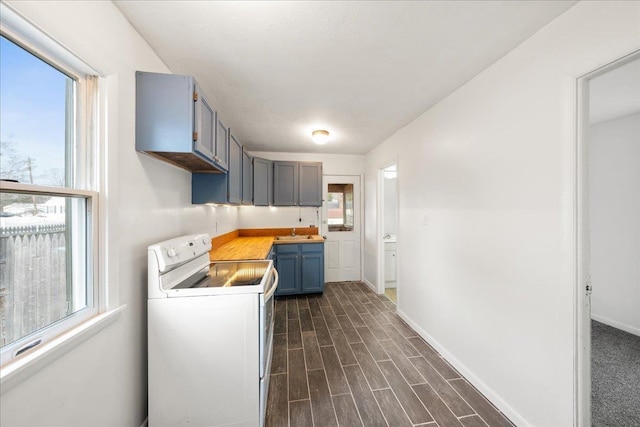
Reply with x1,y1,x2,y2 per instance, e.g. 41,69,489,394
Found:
377,160,398,297
575,50,640,427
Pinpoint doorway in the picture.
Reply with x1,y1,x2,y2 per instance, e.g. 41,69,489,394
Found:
322,175,361,282
376,163,398,303
577,52,640,426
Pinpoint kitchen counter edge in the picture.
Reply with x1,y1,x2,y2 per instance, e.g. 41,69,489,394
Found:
210,235,324,262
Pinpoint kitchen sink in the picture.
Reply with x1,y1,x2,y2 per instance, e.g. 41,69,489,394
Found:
275,235,315,240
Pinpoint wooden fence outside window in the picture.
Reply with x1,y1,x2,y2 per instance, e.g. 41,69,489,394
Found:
0,223,68,347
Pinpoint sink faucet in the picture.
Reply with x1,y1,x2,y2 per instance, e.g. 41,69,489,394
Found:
291,228,296,236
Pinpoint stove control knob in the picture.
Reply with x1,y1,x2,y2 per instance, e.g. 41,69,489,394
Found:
202,237,208,246
167,248,177,258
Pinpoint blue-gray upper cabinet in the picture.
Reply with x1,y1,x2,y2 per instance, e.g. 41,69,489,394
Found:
253,157,272,206
135,71,226,173
193,89,215,162
242,150,253,205
299,162,322,206
273,161,322,207
191,129,242,204
228,133,242,204
273,162,298,206
214,116,229,171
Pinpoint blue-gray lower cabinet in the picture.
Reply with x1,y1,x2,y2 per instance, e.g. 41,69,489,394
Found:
275,248,299,295
274,243,325,296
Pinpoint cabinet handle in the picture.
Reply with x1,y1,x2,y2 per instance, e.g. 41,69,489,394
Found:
15,338,42,357
193,91,199,101
193,131,198,141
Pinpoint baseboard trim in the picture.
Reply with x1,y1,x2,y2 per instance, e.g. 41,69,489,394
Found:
395,309,531,427
362,278,378,294
591,314,640,337
140,417,148,427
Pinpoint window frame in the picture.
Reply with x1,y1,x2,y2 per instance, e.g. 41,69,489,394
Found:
0,183,99,364
0,4,103,369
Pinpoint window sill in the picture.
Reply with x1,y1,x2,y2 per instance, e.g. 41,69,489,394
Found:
0,305,127,395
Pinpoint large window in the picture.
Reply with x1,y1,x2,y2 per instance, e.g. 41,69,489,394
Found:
0,24,99,366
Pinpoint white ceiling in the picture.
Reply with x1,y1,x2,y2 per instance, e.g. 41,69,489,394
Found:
590,57,640,125
114,0,577,154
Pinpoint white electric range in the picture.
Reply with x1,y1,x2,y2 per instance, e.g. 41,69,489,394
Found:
147,233,278,427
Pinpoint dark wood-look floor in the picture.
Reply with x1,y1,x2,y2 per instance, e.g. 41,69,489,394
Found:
266,282,514,427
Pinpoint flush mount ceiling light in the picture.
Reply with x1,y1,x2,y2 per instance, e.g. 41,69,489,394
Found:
311,129,330,145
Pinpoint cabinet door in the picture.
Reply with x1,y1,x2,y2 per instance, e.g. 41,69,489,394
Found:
227,133,242,204
136,72,226,173
193,85,215,162
267,159,273,205
275,254,299,295
273,162,299,206
215,116,229,171
299,162,322,206
301,253,324,293
253,157,272,206
242,151,253,205
135,71,193,154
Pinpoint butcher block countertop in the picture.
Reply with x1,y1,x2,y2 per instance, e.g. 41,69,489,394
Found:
210,227,324,261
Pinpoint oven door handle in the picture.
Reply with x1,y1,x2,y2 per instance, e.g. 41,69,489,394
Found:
264,268,279,301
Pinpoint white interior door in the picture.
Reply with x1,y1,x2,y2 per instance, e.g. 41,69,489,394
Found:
322,175,361,282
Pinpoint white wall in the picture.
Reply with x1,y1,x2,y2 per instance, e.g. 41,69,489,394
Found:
239,206,321,229
0,2,237,426
363,2,639,426
589,113,640,336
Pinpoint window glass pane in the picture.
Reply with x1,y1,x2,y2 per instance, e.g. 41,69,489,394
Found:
0,35,73,187
0,192,88,348
344,184,354,229
328,184,354,232
327,192,344,225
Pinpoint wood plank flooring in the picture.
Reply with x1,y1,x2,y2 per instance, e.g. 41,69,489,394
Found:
266,282,514,427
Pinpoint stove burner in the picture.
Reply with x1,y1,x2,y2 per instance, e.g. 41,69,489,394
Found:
173,261,270,289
